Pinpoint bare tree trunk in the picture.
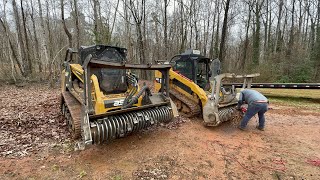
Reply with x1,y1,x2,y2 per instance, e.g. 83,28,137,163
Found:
214,2,221,58
30,0,41,73
287,0,295,57
267,1,272,56
309,18,315,50
297,0,304,43
73,0,80,49
9,50,17,82
313,0,320,79
20,0,32,75
38,0,49,76
152,13,160,60
203,14,209,56
219,0,231,63
61,0,73,48
209,17,216,59
193,1,199,49
281,9,288,52
242,3,252,70
46,0,54,79
209,0,219,59
304,5,310,44
123,0,133,61
189,2,193,49
274,0,284,53
110,0,120,38
164,0,169,59
179,0,186,52
93,0,100,43
12,0,28,77
263,0,269,61
252,0,263,65
0,18,24,76
127,0,146,78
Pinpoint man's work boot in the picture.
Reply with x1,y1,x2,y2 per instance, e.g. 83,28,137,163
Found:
256,126,265,131
238,126,245,131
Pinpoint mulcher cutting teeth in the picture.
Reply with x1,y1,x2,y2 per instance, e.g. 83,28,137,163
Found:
203,105,239,126
90,106,173,144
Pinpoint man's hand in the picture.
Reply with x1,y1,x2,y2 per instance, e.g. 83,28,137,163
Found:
236,105,247,113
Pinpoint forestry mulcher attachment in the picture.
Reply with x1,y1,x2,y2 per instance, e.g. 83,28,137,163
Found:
155,49,259,126
61,45,177,145
202,73,259,126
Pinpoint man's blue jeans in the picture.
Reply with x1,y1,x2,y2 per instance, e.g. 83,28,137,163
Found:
240,102,268,129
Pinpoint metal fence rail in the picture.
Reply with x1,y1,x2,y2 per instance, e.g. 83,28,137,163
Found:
224,83,320,89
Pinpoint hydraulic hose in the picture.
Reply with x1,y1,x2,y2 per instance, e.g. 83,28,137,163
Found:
123,73,138,107
122,85,151,109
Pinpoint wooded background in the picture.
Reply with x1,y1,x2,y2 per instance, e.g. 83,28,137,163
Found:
0,0,319,83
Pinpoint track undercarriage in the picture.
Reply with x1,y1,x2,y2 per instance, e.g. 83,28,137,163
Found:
169,89,201,117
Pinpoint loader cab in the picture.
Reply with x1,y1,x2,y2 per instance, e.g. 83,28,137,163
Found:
79,45,128,94
171,49,211,89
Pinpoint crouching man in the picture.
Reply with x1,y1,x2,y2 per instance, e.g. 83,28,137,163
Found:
237,89,268,131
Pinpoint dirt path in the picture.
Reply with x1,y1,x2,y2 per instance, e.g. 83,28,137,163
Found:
1,84,320,179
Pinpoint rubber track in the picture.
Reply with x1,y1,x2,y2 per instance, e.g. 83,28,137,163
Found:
169,89,201,117
62,92,81,139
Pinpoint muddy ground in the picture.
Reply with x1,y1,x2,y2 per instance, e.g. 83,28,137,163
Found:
0,84,319,180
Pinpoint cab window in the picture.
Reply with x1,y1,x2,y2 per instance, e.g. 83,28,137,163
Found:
174,60,193,80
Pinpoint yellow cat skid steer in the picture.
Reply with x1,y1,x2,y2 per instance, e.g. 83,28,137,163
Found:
154,49,259,126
